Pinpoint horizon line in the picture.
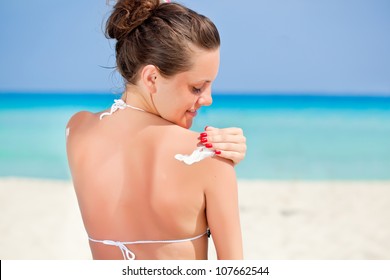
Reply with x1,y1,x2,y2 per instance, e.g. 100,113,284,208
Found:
1,90,390,97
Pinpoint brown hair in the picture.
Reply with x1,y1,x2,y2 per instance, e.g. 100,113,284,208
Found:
105,0,220,84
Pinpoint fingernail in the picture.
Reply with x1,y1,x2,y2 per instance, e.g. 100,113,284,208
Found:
215,150,221,155
201,137,208,143
205,143,213,148
204,126,209,130
200,132,207,138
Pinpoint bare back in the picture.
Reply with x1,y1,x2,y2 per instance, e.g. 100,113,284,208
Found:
66,105,242,260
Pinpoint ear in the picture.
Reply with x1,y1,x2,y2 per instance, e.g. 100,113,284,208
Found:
140,65,158,94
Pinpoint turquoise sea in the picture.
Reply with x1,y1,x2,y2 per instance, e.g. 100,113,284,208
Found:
1,93,389,180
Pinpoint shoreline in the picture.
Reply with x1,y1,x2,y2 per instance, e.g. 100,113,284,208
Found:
1,177,390,260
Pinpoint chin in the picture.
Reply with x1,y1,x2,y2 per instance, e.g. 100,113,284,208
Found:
181,123,192,129
185,119,194,129
171,115,193,129
177,120,192,129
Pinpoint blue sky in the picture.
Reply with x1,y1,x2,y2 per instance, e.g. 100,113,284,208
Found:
0,0,389,95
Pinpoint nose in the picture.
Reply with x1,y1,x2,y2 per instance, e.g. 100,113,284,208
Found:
198,92,213,107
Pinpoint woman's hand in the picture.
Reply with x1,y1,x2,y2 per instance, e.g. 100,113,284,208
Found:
199,126,247,165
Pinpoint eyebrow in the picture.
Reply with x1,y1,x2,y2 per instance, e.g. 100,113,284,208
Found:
193,80,212,84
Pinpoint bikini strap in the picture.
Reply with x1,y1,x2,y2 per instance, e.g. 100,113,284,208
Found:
99,99,145,120
88,230,210,260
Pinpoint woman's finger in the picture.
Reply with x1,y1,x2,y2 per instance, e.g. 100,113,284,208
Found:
200,128,246,144
214,150,244,165
205,126,243,136
207,134,246,144
208,143,246,154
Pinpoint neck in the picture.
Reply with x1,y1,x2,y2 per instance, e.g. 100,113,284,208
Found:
122,84,159,117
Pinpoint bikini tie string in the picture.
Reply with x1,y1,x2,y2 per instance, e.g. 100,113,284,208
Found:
101,240,136,260
100,99,145,120
100,99,129,120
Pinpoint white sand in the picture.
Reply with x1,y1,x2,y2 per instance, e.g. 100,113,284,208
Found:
1,177,390,260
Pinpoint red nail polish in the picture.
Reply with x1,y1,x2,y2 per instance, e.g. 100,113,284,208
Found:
200,132,207,138
201,137,208,143
205,143,213,148
215,150,221,155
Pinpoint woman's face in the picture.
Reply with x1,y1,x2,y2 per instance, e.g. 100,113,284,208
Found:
154,48,220,129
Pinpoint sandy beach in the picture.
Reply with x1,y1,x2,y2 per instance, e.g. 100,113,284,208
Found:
1,177,390,260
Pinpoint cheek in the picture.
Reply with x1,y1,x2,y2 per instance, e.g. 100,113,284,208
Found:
167,97,196,126
171,88,197,110
171,96,193,116
154,94,183,120
155,83,197,123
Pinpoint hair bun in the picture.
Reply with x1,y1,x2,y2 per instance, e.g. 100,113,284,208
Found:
106,0,160,40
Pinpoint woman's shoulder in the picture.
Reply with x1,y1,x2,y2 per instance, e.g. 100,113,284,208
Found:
67,110,94,129
65,110,101,152
160,125,203,153
66,110,100,137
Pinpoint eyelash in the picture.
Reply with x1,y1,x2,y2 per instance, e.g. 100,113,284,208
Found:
192,87,202,94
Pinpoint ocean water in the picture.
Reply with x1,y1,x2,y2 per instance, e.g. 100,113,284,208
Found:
1,93,389,180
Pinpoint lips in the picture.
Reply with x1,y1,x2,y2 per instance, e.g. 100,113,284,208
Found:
186,109,198,117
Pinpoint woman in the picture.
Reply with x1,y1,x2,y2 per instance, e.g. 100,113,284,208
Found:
66,0,245,260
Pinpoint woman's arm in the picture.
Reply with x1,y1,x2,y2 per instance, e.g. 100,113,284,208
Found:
204,157,243,260
200,126,247,165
